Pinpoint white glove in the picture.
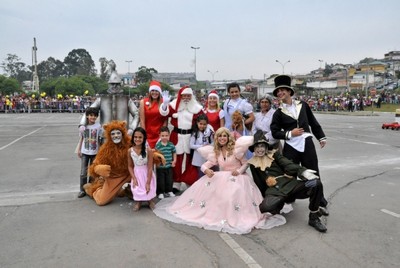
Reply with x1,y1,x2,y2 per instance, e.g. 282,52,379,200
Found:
79,125,86,135
127,129,133,136
301,169,319,180
161,90,171,105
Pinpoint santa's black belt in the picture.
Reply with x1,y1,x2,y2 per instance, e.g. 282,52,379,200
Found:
174,127,192,134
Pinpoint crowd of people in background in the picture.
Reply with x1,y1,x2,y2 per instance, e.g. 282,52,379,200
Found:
1,90,399,114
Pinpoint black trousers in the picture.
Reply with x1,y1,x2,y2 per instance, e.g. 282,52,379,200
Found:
283,137,328,207
285,180,324,212
156,167,173,194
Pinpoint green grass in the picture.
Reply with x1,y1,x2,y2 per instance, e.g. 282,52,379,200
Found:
364,103,400,113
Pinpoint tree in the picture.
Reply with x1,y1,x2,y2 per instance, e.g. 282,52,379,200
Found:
64,49,96,77
0,75,20,95
135,81,172,96
37,57,65,80
99,57,109,81
135,66,158,84
1,54,31,83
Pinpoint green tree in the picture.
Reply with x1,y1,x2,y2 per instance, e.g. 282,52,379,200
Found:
1,54,31,83
64,49,96,77
135,66,158,84
40,76,96,97
37,57,65,80
77,75,108,95
0,75,20,95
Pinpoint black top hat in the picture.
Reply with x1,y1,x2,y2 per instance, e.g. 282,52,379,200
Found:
272,75,294,97
249,130,269,152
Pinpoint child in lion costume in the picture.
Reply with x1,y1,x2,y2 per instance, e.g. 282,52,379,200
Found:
84,120,165,206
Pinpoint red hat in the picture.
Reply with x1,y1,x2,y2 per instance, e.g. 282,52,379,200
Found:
175,86,193,109
208,90,219,100
149,80,162,94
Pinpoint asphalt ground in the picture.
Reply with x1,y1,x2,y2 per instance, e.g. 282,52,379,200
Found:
0,111,399,268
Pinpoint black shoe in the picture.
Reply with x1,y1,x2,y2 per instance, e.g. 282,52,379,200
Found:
309,214,327,232
78,191,86,198
318,206,329,216
172,188,180,194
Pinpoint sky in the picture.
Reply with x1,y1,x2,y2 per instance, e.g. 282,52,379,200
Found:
1,0,399,81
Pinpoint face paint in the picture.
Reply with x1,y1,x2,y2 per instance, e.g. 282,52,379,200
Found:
254,143,267,157
111,129,122,144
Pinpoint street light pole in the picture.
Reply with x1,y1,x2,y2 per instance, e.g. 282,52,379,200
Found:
191,46,200,82
207,70,218,81
125,60,132,73
275,60,290,74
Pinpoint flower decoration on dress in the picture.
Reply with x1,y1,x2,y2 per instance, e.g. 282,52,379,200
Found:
200,201,206,208
234,204,241,211
188,199,195,207
252,201,257,207
220,219,227,225
205,181,211,186
229,176,236,182
145,101,150,106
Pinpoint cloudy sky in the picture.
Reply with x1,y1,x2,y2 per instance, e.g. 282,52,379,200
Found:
1,0,399,80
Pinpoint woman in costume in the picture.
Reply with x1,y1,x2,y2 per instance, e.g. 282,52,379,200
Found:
139,80,167,148
154,127,285,235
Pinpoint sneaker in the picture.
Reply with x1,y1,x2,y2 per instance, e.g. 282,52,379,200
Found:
308,213,327,233
158,193,164,199
167,191,175,197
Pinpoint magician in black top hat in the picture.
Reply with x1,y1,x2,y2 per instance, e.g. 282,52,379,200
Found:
272,75,294,97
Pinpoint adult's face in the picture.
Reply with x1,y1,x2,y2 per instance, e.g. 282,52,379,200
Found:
111,129,122,144
259,99,271,112
276,88,291,103
181,94,192,103
150,90,160,100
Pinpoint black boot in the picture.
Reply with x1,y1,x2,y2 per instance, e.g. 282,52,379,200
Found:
318,206,329,216
308,212,327,232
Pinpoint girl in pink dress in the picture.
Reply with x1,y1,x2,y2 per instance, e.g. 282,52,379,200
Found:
154,127,286,234
139,81,167,148
129,127,156,211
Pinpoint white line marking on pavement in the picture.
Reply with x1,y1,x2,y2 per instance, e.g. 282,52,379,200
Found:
0,126,46,151
380,209,400,218
219,233,262,268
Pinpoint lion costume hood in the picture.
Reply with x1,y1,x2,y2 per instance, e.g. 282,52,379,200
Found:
89,120,131,178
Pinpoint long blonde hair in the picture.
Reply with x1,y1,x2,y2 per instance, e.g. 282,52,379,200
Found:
214,127,235,157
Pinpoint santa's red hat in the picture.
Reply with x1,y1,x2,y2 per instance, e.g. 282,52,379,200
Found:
149,80,162,94
174,85,193,110
208,90,219,100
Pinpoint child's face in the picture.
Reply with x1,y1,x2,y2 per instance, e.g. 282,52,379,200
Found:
254,143,267,157
87,113,98,124
207,96,218,108
133,131,144,146
228,87,240,100
217,132,229,146
159,131,170,143
197,120,207,132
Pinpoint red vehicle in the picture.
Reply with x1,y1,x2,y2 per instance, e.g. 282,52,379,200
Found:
381,122,400,130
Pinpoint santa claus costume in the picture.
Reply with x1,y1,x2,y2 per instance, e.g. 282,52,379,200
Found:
159,86,204,189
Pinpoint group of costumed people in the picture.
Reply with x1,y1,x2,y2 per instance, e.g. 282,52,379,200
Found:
77,61,329,234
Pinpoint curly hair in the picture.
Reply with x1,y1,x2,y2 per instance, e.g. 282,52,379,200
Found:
214,127,235,157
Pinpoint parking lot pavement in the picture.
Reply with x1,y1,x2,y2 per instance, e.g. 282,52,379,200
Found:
0,112,399,267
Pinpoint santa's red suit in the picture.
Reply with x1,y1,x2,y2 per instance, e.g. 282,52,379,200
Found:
159,86,203,189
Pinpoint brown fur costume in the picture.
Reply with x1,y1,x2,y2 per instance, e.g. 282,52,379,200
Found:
84,120,132,205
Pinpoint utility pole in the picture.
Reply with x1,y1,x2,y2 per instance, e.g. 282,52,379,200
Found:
32,37,39,93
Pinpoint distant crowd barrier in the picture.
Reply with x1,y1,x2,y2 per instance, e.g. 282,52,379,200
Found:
0,100,94,113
